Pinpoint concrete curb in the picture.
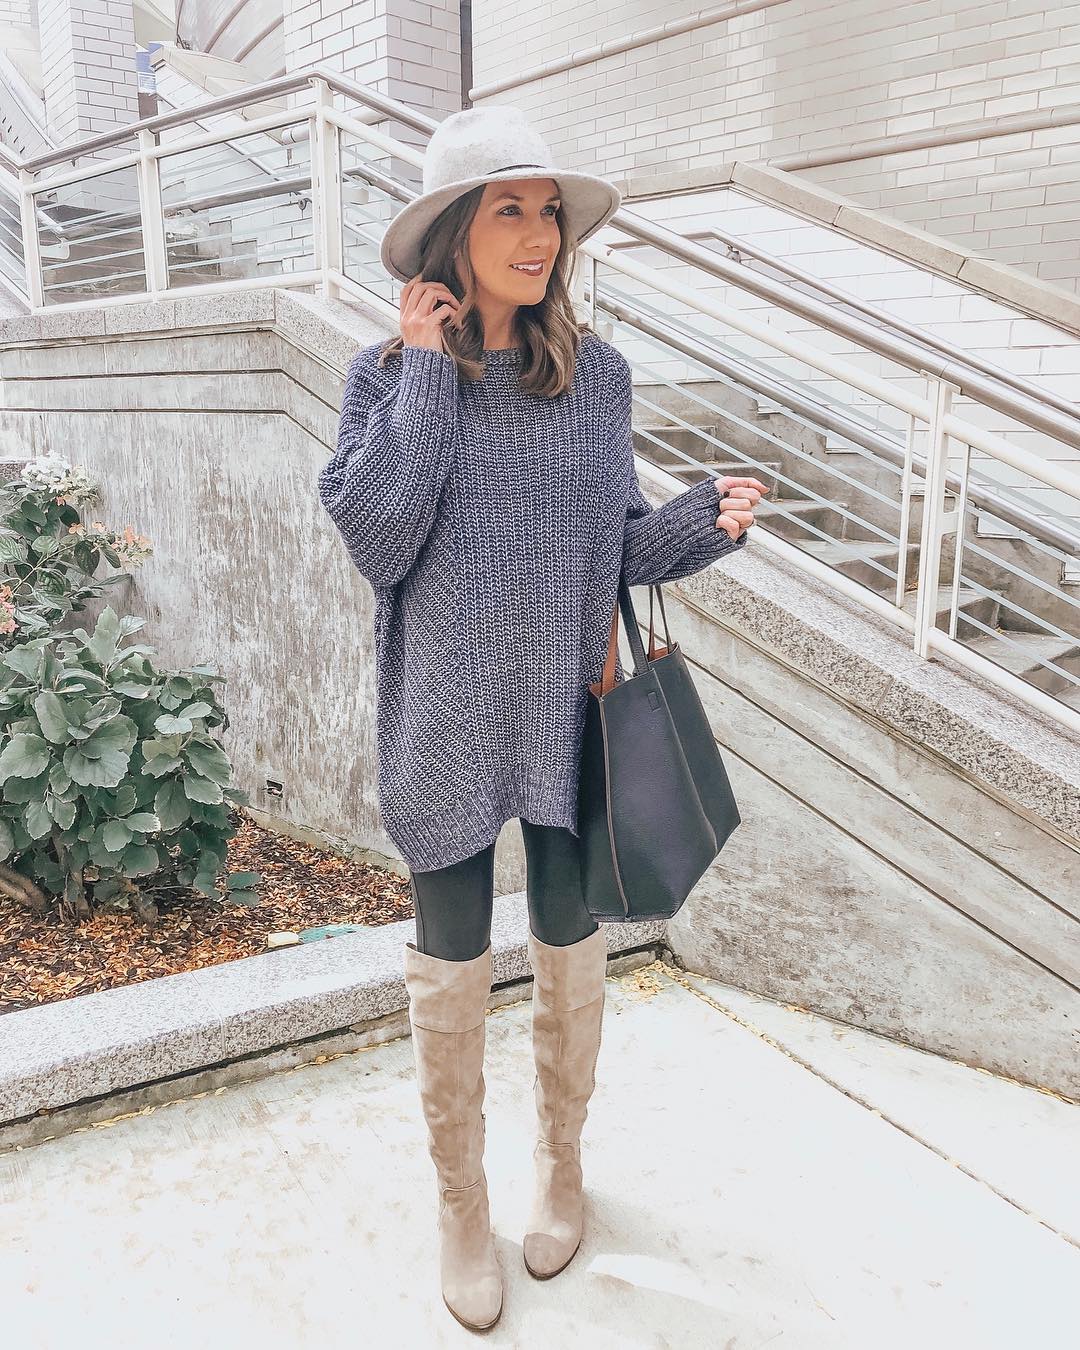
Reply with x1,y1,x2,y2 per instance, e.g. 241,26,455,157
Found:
0,892,666,1143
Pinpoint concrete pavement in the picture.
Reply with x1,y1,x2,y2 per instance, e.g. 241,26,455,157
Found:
2,958,1076,1348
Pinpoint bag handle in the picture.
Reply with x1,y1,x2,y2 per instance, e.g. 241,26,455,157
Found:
597,572,664,696
648,584,673,657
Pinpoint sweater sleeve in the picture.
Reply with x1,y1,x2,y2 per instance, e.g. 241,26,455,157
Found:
318,343,458,589
609,348,749,587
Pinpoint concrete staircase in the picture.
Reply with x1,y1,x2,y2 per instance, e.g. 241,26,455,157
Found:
632,378,1080,713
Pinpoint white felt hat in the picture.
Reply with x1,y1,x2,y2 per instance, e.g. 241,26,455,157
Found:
379,105,622,284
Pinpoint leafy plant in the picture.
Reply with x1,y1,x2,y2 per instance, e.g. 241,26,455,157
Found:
0,453,153,646
0,605,262,920
0,456,260,921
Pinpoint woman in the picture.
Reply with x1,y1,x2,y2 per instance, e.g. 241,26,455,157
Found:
318,106,765,1332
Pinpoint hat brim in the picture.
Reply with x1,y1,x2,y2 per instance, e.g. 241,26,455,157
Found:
378,167,622,284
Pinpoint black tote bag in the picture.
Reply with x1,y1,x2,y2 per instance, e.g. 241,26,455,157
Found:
576,571,742,922
642,582,742,852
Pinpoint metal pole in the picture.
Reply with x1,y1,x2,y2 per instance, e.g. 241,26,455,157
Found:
18,168,44,309
896,410,918,608
913,373,962,660
138,129,169,295
947,441,974,642
310,79,342,300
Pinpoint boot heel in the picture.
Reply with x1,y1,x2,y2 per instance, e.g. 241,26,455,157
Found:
439,1178,503,1330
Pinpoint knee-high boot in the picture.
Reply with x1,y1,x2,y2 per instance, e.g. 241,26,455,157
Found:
522,925,608,1279
403,940,504,1331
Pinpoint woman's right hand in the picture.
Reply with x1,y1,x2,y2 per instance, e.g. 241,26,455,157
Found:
400,274,461,353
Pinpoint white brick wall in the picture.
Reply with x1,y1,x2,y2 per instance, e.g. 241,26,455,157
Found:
37,0,139,146
0,0,33,22
283,0,460,128
279,0,461,285
471,0,1080,292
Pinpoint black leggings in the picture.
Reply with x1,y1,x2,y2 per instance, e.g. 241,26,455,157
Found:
408,819,599,961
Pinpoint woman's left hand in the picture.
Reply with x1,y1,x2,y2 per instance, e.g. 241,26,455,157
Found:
715,474,770,542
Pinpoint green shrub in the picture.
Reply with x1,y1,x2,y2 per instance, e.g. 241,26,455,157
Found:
0,452,149,645
0,456,259,920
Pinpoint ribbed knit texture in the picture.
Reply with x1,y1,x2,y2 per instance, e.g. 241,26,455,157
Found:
318,330,748,871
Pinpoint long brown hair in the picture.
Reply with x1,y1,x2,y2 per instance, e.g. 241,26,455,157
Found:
377,183,592,398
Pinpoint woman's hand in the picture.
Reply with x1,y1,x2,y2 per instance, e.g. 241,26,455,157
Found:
400,273,461,353
714,474,770,542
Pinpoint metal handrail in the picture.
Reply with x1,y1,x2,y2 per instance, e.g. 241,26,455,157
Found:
13,68,1073,484
579,233,1079,497
7,64,1077,468
318,91,1080,470
165,176,312,218
597,291,1080,560
609,214,1080,454
343,72,1080,451
13,70,437,174
664,226,1080,427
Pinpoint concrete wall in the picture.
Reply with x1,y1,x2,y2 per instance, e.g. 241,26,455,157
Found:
664,558,1079,1099
0,286,1076,1097
0,290,401,860
471,0,1080,292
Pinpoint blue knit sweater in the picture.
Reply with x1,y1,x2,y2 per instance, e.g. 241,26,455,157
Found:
318,330,748,871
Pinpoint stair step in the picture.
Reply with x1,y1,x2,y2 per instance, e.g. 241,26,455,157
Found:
966,631,1077,673
798,538,900,564
634,424,743,463
964,632,1079,685
900,584,987,615
755,497,848,539
899,585,999,635
757,498,826,517
655,459,784,479
792,537,914,593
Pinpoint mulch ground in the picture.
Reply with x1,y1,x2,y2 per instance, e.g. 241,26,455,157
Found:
0,809,415,1016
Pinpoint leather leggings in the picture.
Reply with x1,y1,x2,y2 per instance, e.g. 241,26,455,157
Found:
408,819,599,961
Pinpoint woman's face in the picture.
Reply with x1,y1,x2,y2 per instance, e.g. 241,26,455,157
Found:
461,177,562,314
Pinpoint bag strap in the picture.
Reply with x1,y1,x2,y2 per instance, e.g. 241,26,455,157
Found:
598,570,654,695
620,575,649,671
598,600,620,695
647,584,673,657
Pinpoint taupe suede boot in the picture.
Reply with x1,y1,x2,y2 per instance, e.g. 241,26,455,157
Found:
523,925,608,1279
404,940,504,1331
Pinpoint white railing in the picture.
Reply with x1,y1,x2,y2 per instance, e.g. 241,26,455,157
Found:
575,247,1080,721
2,70,1079,736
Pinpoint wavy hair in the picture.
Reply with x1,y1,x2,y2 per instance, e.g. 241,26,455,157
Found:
376,183,592,398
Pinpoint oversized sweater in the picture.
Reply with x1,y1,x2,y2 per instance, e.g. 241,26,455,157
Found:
318,330,749,872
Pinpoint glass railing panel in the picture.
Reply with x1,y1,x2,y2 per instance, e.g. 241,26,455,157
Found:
159,125,314,288
339,127,420,308
34,162,145,305
945,451,1080,714
0,188,26,299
